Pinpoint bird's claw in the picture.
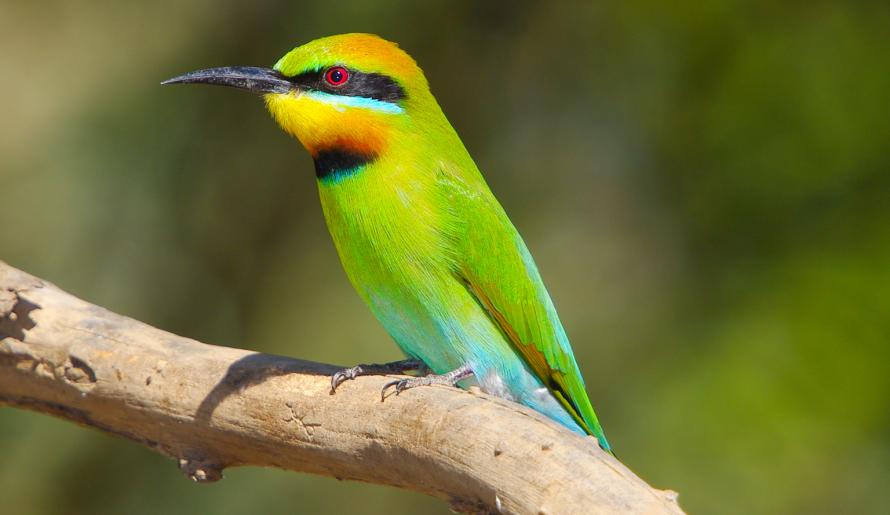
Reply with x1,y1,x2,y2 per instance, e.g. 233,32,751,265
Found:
380,378,412,401
330,365,363,394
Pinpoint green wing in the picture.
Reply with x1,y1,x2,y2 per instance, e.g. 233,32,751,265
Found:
450,180,611,452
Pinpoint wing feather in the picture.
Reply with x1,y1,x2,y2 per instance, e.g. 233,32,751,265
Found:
446,177,610,451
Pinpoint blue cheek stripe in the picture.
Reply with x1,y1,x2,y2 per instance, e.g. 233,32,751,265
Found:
303,90,405,114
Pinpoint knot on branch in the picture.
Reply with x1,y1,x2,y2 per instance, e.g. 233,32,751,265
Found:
62,355,97,388
178,457,225,483
0,288,40,341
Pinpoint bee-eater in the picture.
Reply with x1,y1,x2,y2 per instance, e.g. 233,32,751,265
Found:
163,33,611,452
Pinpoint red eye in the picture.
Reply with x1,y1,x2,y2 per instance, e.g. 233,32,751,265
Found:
325,66,349,86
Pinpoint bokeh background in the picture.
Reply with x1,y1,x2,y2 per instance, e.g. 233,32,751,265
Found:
2,1,889,513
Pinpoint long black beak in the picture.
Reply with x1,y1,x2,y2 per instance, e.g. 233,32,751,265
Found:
161,66,293,94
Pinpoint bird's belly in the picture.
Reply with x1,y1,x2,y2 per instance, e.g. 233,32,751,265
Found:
359,268,476,374
332,236,488,373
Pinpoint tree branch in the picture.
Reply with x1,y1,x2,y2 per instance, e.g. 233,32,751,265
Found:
0,261,682,514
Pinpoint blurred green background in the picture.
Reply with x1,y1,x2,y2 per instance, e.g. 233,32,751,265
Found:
2,1,889,513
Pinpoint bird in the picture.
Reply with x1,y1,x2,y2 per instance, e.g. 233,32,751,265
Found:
163,33,611,453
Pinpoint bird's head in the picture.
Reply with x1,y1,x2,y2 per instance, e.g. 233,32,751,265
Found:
163,34,444,178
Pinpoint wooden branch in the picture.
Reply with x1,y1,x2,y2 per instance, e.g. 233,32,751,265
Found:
0,261,682,514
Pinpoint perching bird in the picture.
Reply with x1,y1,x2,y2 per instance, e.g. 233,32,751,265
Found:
163,33,611,452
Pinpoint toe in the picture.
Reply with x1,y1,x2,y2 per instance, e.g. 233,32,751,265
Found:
380,379,400,401
330,366,359,394
330,373,342,393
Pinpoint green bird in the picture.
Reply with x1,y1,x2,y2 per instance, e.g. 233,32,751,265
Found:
164,33,611,452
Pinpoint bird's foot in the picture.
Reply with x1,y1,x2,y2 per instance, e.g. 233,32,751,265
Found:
381,364,474,401
330,359,427,394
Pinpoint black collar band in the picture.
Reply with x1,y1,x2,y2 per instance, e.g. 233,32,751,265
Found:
314,149,375,180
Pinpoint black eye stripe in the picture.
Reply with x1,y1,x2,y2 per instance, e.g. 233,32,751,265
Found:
286,68,406,103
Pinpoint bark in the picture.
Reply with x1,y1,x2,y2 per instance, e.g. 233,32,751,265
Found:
0,261,683,514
